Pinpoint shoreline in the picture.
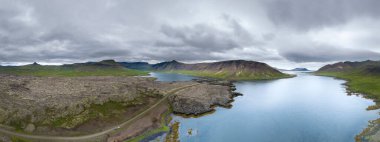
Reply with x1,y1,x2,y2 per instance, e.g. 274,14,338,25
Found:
156,70,296,81
124,80,244,142
315,73,380,142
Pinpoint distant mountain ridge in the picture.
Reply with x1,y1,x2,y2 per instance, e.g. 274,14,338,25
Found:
0,60,147,77
65,59,124,68
152,60,278,72
317,60,380,74
119,62,152,70
0,59,291,80
149,60,291,80
291,68,310,71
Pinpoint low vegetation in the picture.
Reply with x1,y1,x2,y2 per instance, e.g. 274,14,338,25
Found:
11,136,31,142
49,94,161,129
50,101,130,128
165,121,180,142
0,65,147,77
164,70,293,80
316,71,380,108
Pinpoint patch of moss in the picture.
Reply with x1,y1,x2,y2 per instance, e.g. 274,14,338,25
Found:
51,114,88,129
126,126,170,142
89,101,127,117
11,136,31,142
8,115,32,132
9,120,24,132
165,121,180,142
50,101,130,128
48,92,161,129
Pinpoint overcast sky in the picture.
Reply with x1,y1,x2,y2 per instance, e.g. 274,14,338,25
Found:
1,0,380,69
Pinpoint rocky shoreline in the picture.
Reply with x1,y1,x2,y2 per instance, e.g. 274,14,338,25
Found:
168,78,242,116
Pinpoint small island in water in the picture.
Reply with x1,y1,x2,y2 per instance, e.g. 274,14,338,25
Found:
291,68,310,71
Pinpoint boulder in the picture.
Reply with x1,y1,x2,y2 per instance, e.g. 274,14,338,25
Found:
169,83,239,115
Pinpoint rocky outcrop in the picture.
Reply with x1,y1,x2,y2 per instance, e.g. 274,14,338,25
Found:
0,75,195,130
0,73,242,134
168,80,240,115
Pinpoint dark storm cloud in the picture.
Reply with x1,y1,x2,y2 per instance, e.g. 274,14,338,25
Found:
280,44,380,62
263,0,380,30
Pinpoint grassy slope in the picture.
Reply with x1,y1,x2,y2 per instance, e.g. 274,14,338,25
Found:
163,70,293,80
0,65,148,77
316,71,380,105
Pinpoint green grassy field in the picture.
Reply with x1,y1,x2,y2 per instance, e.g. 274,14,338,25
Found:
162,70,293,81
316,71,380,109
0,65,148,77
10,136,31,142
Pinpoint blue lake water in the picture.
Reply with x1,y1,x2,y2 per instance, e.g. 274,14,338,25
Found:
149,72,198,82
150,72,379,142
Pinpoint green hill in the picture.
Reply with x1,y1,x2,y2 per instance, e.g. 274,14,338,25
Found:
151,60,293,80
0,60,148,77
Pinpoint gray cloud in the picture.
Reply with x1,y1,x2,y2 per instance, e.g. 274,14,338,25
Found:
141,15,265,61
280,44,380,62
0,0,131,63
0,0,379,69
263,0,380,31
160,24,239,51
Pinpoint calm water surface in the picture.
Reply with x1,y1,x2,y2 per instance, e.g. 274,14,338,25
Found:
149,72,198,82
151,72,378,142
